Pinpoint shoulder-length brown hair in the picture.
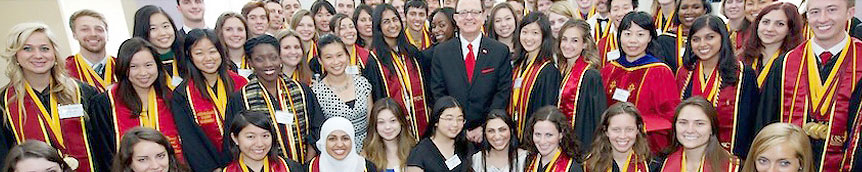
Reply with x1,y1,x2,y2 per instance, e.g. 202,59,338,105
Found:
585,102,650,170
555,19,601,71
362,98,417,171
275,29,314,85
112,127,188,172
2,140,72,172
740,2,803,66
521,106,581,161
665,96,733,172
742,123,813,172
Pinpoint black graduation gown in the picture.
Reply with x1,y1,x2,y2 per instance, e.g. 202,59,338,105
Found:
514,60,562,124
849,78,862,171
655,34,683,72
170,83,232,171
406,138,474,172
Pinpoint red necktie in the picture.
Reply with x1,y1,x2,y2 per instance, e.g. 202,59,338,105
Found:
465,43,476,83
820,51,833,65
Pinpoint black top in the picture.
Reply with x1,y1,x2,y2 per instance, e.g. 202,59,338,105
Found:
406,138,472,172
170,83,232,171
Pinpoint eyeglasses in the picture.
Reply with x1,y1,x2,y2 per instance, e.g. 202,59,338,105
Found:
457,10,483,17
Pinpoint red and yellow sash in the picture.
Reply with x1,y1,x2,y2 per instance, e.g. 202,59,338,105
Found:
243,78,310,162
350,44,370,69
3,83,96,172
406,27,432,50
654,10,676,34
576,7,596,20
583,153,649,172
511,55,553,139
222,156,291,172
558,57,590,127
306,156,367,172
659,148,739,172
65,54,115,92
108,87,182,161
675,26,686,70
371,51,429,139
677,61,746,151
184,72,248,150
526,150,575,172
597,32,617,67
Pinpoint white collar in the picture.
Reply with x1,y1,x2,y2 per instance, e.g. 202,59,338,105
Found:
811,34,850,58
459,33,482,60
80,53,108,68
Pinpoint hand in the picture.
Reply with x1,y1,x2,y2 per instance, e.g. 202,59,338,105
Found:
467,127,483,143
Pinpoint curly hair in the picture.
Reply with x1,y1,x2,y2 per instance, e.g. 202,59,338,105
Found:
521,106,581,161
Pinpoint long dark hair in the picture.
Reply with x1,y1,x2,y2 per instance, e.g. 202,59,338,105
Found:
616,11,659,58
682,15,740,88
132,5,186,76
371,4,422,74
353,4,374,47
430,7,457,43
422,96,471,168
486,3,517,40
513,12,555,66
311,0,336,33
2,141,72,172
665,97,733,172
183,29,237,101
227,111,279,160
521,106,581,161
115,37,173,115
112,127,189,172
584,102,650,171
480,109,520,172
740,2,803,67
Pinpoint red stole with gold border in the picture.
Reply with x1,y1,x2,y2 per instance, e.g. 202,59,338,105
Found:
526,150,575,172
353,44,371,69
510,57,554,139
676,61,745,152
371,51,429,139
65,54,116,92
406,27,432,50
107,88,183,161
558,57,590,126
184,72,248,150
597,33,617,67
222,157,291,172
240,77,311,162
658,148,740,172
778,37,862,172
583,153,650,172
3,84,96,172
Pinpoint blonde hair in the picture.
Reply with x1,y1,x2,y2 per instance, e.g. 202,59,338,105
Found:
742,123,814,172
549,1,577,18
2,23,79,105
556,19,601,70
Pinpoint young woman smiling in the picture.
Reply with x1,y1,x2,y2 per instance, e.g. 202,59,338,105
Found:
555,19,606,148
214,12,252,74
111,127,189,172
509,13,562,139
362,98,417,172
522,106,583,172
651,97,740,172
471,110,528,172
307,117,378,172
222,111,304,172
486,4,518,52
584,103,650,172
406,97,473,172
738,2,803,88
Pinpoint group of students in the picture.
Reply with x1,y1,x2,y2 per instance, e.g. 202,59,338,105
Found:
1,0,862,171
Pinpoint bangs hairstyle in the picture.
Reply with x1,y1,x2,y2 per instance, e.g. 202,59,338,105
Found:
672,0,712,25
241,1,270,20
227,111,279,160
405,0,429,12
423,96,472,167
112,127,188,172
513,12,555,66
274,29,314,85
371,4,421,76
353,4,374,47
616,11,659,57
606,0,640,11
329,13,352,34
682,15,740,88
666,96,732,172
742,123,814,172
480,109,521,172
183,29,237,101
2,140,72,172
741,2,803,67
132,5,186,76
585,102,650,171
311,0,337,31
1,22,79,105
555,19,601,70
362,98,417,171
290,10,317,41
486,4,518,39
521,106,582,161
115,38,172,115
316,34,350,77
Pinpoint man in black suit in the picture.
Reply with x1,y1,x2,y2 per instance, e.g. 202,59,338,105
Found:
429,0,513,143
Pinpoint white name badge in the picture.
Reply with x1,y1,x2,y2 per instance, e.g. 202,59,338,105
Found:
679,48,686,57
238,69,254,78
513,77,524,89
275,110,295,124
606,51,621,61
345,66,361,75
171,77,184,87
444,155,461,170
58,104,85,119
612,88,631,102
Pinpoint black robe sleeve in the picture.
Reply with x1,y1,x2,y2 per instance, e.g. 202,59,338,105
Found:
755,55,785,133
363,56,388,101
574,69,607,151
86,92,118,171
170,86,230,171
365,159,379,172
284,157,306,172
302,83,324,151
222,91,248,162
732,67,760,159
0,88,12,167
525,64,562,117
654,35,680,72
76,83,112,171
849,79,862,171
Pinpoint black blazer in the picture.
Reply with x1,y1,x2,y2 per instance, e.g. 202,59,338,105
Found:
429,36,513,130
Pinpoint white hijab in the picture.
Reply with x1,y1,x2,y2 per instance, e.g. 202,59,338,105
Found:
317,117,366,172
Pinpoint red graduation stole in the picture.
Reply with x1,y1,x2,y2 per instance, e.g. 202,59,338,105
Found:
351,44,371,69
778,38,862,172
222,157,291,172
676,61,745,152
510,56,554,139
306,156,368,172
108,87,183,162
575,7,596,20
241,78,311,162
584,153,650,172
526,150,575,172
601,60,674,132
370,51,429,139
65,54,116,92
659,148,739,172
184,72,248,150
406,27,432,50
596,29,617,66
3,83,96,172
558,57,590,127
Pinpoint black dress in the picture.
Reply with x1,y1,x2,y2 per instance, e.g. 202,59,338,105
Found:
406,138,472,172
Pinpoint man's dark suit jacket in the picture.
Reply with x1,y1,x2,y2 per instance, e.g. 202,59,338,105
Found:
429,36,513,130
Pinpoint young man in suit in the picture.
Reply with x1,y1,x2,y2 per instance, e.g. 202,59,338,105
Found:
429,0,513,143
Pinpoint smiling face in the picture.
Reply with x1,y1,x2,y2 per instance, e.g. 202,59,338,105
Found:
548,12,568,38
336,18,358,45
128,50,159,92
435,107,465,139
406,7,428,32
247,7,269,37
336,0,355,16
16,32,56,75
678,0,707,28
755,143,801,172
296,16,316,41
15,158,61,172
190,38,222,74
607,114,638,154
221,17,247,49
455,0,486,36
806,0,855,46
376,109,403,141
314,9,334,33
265,2,285,31
723,0,745,20
232,124,273,161
129,140,170,172
148,13,176,50
431,12,455,42
177,0,205,23
609,0,634,27
381,10,403,39
279,36,303,68
485,118,512,151
757,10,790,46
675,106,712,150
745,0,776,21
319,42,349,76
493,8,517,38
619,22,650,58
325,130,353,160
690,27,722,62
72,16,107,54
250,44,282,82
519,22,543,54
532,120,562,157
559,27,585,59
357,11,374,38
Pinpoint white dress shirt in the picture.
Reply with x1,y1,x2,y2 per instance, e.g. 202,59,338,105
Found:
459,33,483,61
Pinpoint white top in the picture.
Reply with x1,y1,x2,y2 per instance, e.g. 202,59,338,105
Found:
811,34,850,63
471,149,529,172
459,33,483,61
